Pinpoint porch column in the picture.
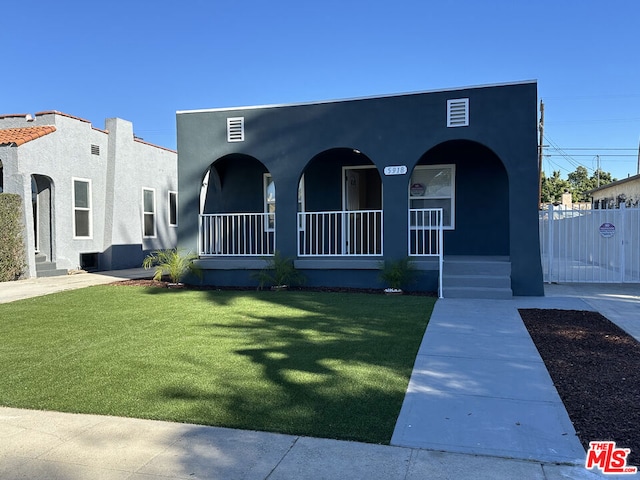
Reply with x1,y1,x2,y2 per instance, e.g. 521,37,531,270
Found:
273,174,299,259
382,174,410,260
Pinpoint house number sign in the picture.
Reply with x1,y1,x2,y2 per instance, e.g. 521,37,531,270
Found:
384,165,408,176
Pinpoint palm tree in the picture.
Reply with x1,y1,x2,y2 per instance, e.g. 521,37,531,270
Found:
142,248,202,284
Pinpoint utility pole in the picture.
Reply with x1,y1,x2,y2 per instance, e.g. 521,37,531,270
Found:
637,137,639,175
596,155,600,187
538,100,545,208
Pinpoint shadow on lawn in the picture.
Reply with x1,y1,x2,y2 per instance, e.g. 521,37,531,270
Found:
154,291,432,445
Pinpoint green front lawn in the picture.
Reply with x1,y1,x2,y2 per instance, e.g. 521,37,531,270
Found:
0,286,434,444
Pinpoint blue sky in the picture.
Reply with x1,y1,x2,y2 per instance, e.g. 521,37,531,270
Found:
4,0,639,180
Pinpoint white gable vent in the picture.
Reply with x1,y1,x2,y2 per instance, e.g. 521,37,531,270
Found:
447,98,469,127
227,117,245,142
91,144,100,155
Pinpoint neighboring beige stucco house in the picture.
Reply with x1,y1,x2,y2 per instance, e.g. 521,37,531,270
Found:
588,173,640,209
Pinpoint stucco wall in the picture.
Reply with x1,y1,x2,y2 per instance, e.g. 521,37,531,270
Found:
0,112,177,276
591,175,640,208
177,82,543,295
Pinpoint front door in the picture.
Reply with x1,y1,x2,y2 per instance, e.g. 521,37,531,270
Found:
342,167,382,255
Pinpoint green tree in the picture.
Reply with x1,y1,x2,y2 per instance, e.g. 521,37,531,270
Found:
567,166,591,201
541,167,616,204
540,170,570,203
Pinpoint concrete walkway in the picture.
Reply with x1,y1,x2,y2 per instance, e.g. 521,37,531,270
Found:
391,296,590,463
0,268,151,304
0,273,638,479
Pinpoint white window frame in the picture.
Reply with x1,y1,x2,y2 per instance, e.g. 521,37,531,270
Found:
72,177,92,239
168,191,178,227
227,117,245,142
297,174,305,230
409,164,456,229
263,174,275,232
142,188,156,238
447,98,469,127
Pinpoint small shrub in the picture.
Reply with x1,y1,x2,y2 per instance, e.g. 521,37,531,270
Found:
379,258,416,291
253,251,306,290
142,248,202,284
0,194,26,282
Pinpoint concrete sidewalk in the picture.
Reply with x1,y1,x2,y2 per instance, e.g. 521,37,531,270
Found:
0,273,638,479
0,407,611,480
0,268,151,304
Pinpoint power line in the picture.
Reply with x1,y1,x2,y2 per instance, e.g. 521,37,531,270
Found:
553,148,636,151
545,154,637,158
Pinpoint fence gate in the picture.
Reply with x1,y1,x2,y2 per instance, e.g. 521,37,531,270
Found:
539,205,640,283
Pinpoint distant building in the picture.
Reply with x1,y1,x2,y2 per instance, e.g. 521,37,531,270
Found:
588,174,640,209
0,111,177,278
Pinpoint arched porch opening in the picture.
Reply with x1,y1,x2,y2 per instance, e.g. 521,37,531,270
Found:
298,148,383,256
411,140,509,256
198,154,274,256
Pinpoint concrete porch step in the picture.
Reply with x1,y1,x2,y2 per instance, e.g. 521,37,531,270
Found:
443,256,511,276
443,286,513,299
35,255,67,278
442,256,512,299
443,274,511,289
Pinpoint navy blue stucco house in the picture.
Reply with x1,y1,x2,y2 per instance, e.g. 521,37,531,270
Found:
176,81,544,297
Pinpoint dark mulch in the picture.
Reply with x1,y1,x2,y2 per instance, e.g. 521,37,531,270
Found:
519,308,640,466
109,278,437,296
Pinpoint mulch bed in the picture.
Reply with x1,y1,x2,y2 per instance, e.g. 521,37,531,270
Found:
519,308,640,467
109,278,437,296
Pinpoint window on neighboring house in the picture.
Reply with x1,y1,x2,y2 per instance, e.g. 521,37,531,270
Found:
264,174,275,231
143,188,156,237
73,178,92,238
409,165,455,228
169,191,178,227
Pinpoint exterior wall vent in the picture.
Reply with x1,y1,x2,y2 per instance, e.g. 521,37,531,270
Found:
227,117,245,142
91,144,100,155
446,98,469,127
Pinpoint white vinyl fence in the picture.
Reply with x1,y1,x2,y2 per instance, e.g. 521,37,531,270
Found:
539,205,640,283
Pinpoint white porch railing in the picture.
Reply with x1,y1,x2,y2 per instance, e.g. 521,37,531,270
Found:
298,210,383,256
199,213,275,256
409,208,443,256
409,208,444,298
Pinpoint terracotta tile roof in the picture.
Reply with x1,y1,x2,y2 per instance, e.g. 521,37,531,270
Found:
0,126,56,146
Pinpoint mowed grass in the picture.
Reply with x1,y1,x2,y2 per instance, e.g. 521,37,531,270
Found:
0,286,434,444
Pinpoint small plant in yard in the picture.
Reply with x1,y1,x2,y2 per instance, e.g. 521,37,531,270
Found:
253,250,305,290
142,248,202,285
379,257,416,293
